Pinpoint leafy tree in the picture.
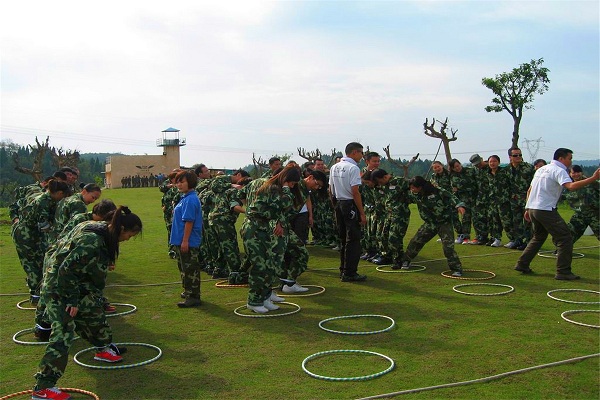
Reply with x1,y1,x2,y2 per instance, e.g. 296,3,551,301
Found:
482,58,550,147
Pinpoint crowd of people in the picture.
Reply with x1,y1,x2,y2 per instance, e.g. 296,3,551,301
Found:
8,144,599,400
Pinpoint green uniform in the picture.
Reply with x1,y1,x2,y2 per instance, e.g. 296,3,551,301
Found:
450,167,477,239
9,182,43,222
52,193,88,241
471,166,490,241
379,176,411,263
403,186,464,271
501,162,534,244
280,179,310,283
431,170,458,234
34,222,115,391
196,178,218,273
564,179,599,243
484,167,511,241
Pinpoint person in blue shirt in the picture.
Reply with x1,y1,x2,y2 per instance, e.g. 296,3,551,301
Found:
170,170,203,308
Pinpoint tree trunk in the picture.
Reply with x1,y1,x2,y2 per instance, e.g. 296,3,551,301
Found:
512,117,521,148
443,139,453,165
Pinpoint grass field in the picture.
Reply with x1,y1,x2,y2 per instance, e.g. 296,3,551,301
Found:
1,187,598,400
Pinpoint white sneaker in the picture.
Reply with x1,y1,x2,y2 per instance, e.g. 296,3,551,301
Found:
436,238,442,243
332,246,341,251
454,234,464,244
282,283,309,293
247,304,269,313
270,292,285,302
504,241,515,248
263,299,280,311
490,238,502,247
451,271,463,277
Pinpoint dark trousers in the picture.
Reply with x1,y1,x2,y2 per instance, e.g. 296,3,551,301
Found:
291,212,309,244
516,209,573,275
335,200,362,276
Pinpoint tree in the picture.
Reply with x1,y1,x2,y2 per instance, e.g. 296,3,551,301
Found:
423,117,458,165
482,58,550,148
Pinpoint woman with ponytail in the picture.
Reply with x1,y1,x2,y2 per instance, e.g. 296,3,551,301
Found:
12,179,71,305
31,206,142,400
52,183,102,240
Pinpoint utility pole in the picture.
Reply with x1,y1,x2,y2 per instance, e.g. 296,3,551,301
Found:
523,137,544,163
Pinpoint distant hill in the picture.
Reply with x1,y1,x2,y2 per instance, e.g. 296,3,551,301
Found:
574,159,600,167
79,152,123,161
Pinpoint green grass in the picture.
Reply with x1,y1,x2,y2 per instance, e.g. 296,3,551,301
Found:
1,188,598,399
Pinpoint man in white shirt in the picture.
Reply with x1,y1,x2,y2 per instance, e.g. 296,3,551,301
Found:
329,142,367,282
514,148,600,280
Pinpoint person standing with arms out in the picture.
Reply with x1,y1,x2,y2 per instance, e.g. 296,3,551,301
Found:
329,142,367,282
170,170,203,308
31,207,142,400
514,148,600,280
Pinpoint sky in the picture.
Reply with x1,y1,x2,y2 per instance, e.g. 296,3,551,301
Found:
1,0,598,170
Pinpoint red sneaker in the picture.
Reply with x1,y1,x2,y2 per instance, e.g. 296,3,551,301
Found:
31,387,71,400
104,304,117,313
94,347,123,363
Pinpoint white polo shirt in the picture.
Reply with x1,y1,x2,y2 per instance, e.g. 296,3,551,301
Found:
329,156,361,200
526,160,572,211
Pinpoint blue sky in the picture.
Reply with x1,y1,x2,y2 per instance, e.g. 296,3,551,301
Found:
1,1,598,169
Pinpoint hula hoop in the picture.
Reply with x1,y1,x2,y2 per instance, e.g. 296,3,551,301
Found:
275,285,326,297
441,269,496,280
73,342,162,369
547,289,600,305
538,251,584,259
234,302,301,318
0,387,99,400
319,315,395,335
452,283,515,296
561,310,600,329
375,264,426,273
302,349,395,381
16,299,36,310
215,280,249,288
105,303,137,318
12,327,79,346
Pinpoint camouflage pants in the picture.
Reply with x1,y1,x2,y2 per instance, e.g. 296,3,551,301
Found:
200,222,219,270
456,202,472,237
381,210,410,261
404,222,462,271
361,207,376,253
209,219,242,274
312,199,337,245
282,231,309,282
242,223,284,306
11,224,43,296
472,199,489,239
35,293,112,390
568,209,600,244
488,202,504,239
508,200,531,243
175,246,201,299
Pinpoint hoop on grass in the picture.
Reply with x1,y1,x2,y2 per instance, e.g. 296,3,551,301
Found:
538,250,584,259
13,327,79,346
16,299,36,310
441,269,496,280
302,349,395,381
0,387,99,400
275,285,326,297
452,283,514,296
74,342,162,369
234,302,301,318
318,315,395,335
547,289,600,305
215,280,249,288
105,303,137,318
560,310,600,329
376,264,426,273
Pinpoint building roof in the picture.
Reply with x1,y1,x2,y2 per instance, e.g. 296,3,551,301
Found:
162,127,180,133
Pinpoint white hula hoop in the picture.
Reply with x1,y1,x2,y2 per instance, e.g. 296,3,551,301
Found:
547,289,600,305
538,250,584,259
560,310,600,329
73,342,162,369
105,303,137,318
318,315,395,335
234,302,301,318
452,283,515,296
375,264,426,273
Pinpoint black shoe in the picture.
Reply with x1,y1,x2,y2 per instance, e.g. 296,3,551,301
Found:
477,237,488,245
506,240,521,249
555,273,580,281
178,298,202,308
109,343,128,355
516,242,527,250
373,257,392,265
341,273,367,282
34,328,51,342
212,270,229,279
514,266,534,274
367,254,381,263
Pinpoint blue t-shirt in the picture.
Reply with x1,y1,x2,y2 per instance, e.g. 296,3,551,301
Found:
169,191,203,247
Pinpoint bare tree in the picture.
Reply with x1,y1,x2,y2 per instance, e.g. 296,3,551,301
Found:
297,147,339,168
252,153,268,177
423,117,458,165
382,145,419,178
12,136,51,182
50,146,80,169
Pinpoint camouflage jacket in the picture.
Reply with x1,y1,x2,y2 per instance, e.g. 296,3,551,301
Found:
380,176,410,214
42,221,111,307
563,178,599,212
162,186,181,218
450,167,477,201
59,211,93,236
9,182,43,221
409,186,465,226
501,162,534,203
18,191,58,233
54,193,87,235
485,167,510,202
430,171,452,191
239,178,293,230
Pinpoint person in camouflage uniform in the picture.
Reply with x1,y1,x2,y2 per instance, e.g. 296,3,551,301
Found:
9,172,68,228
171,170,203,308
261,156,282,178
430,160,459,236
195,164,219,275
240,166,302,313
52,183,102,242
160,170,181,258
312,158,338,248
207,170,251,282
399,176,465,276
359,170,378,259
469,154,490,245
564,165,599,243
501,147,534,249
371,169,411,268
31,207,142,400
484,155,510,247
279,169,327,293
361,152,383,262
449,159,477,244
12,180,71,303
